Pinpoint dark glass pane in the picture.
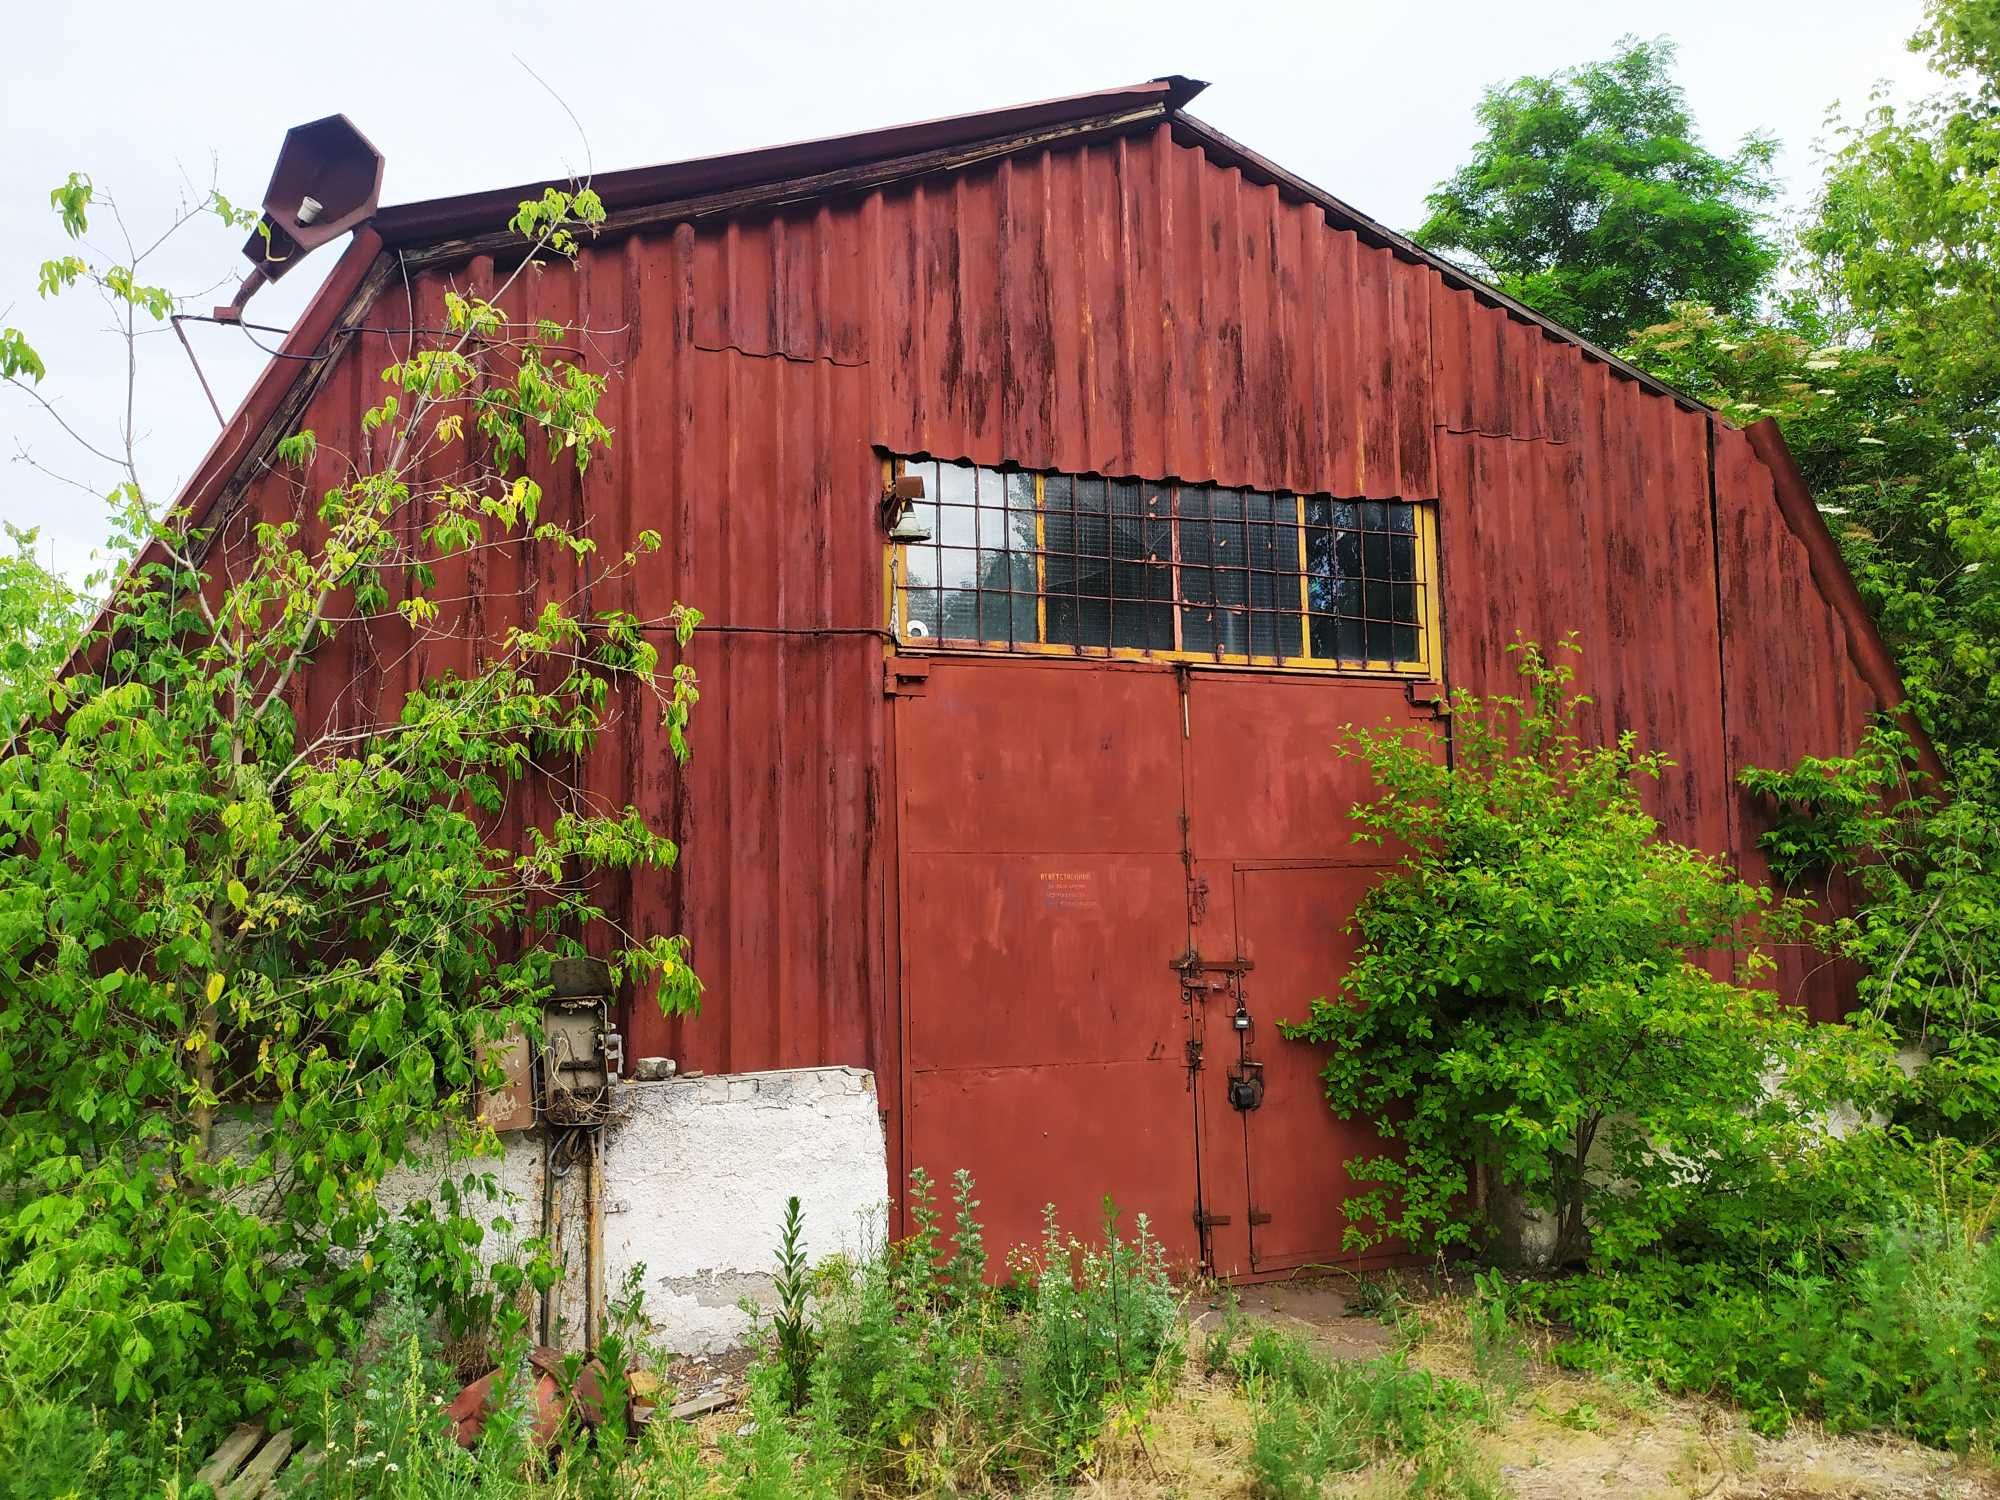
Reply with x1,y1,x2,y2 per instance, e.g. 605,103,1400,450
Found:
1181,508,1214,568
1074,506,1109,560
976,548,1014,642
1048,474,1114,647
1359,500,1387,532
1309,612,1369,661
1389,532,1415,581
1364,578,1392,624
1012,552,1038,643
1362,530,1391,582
1391,582,1419,625
1072,594,1110,644
1366,615,1411,662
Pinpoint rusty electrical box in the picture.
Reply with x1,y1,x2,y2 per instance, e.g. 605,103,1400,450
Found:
541,958,622,1127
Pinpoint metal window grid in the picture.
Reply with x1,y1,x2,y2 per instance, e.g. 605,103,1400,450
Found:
892,459,1436,674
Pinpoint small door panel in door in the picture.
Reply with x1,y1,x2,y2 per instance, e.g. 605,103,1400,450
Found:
1235,861,1400,1274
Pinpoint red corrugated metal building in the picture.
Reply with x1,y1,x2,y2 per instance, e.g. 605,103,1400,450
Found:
170,78,1923,1277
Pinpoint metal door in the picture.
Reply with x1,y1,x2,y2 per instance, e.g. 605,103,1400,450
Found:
895,657,1429,1277
893,656,1202,1269
1182,674,1424,1276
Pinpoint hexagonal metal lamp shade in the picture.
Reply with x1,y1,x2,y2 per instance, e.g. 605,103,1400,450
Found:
215,114,382,320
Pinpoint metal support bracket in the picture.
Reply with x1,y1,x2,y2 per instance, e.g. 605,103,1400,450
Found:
1406,679,1448,717
885,658,931,697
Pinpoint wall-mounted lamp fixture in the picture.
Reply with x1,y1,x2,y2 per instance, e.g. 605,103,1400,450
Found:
882,470,930,542
213,114,384,324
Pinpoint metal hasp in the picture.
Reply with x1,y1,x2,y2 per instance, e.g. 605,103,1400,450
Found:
214,114,384,322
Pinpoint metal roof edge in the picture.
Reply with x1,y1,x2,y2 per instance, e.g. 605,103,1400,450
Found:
373,78,1193,246
363,82,1706,413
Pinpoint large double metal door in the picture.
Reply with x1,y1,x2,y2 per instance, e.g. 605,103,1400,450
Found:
894,655,1419,1276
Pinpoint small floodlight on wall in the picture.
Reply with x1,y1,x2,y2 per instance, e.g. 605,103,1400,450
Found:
214,114,384,323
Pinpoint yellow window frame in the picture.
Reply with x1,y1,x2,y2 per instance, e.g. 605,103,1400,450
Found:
883,459,1440,678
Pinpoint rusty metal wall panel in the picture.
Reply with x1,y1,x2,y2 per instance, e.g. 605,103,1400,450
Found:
1435,365,1729,859
862,125,1435,498
209,225,893,1097
896,658,1200,1269
1429,276,1582,444
1713,425,1879,1018
1183,675,1422,1277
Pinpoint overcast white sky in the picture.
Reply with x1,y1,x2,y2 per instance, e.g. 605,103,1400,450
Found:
0,0,1938,583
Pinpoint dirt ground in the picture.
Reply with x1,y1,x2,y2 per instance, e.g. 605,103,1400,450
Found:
1085,1277,2000,1500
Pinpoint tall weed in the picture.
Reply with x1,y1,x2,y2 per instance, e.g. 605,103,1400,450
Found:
1230,1327,1498,1499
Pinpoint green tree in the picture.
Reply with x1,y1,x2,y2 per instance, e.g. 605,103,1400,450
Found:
1416,36,1779,348
0,176,701,1444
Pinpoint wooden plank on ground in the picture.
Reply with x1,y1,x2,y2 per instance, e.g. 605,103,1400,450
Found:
225,1427,292,1498
195,1425,263,1490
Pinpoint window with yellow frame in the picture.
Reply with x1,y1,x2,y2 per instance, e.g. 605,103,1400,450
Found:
885,458,1439,675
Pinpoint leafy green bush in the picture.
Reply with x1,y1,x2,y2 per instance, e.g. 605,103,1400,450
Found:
1286,638,1860,1267
0,175,707,1467
1743,726,2000,1139
1533,1199,2000,1448
0,173,707,1462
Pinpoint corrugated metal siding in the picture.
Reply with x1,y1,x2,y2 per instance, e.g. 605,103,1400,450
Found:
1435,359,1728,859
685,125,1435,498
1430,277,1582,444
1713,425,1878,1018
222,225,891,1085
218,118,1889,1102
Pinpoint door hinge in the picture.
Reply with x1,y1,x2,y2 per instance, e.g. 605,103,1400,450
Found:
1248,1209,1273,1227
1194,1211,1232,1228
884,658,931,697
1184,1037,1203,1070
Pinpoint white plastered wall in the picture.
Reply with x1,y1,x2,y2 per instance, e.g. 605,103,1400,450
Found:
226,1065,889,1357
